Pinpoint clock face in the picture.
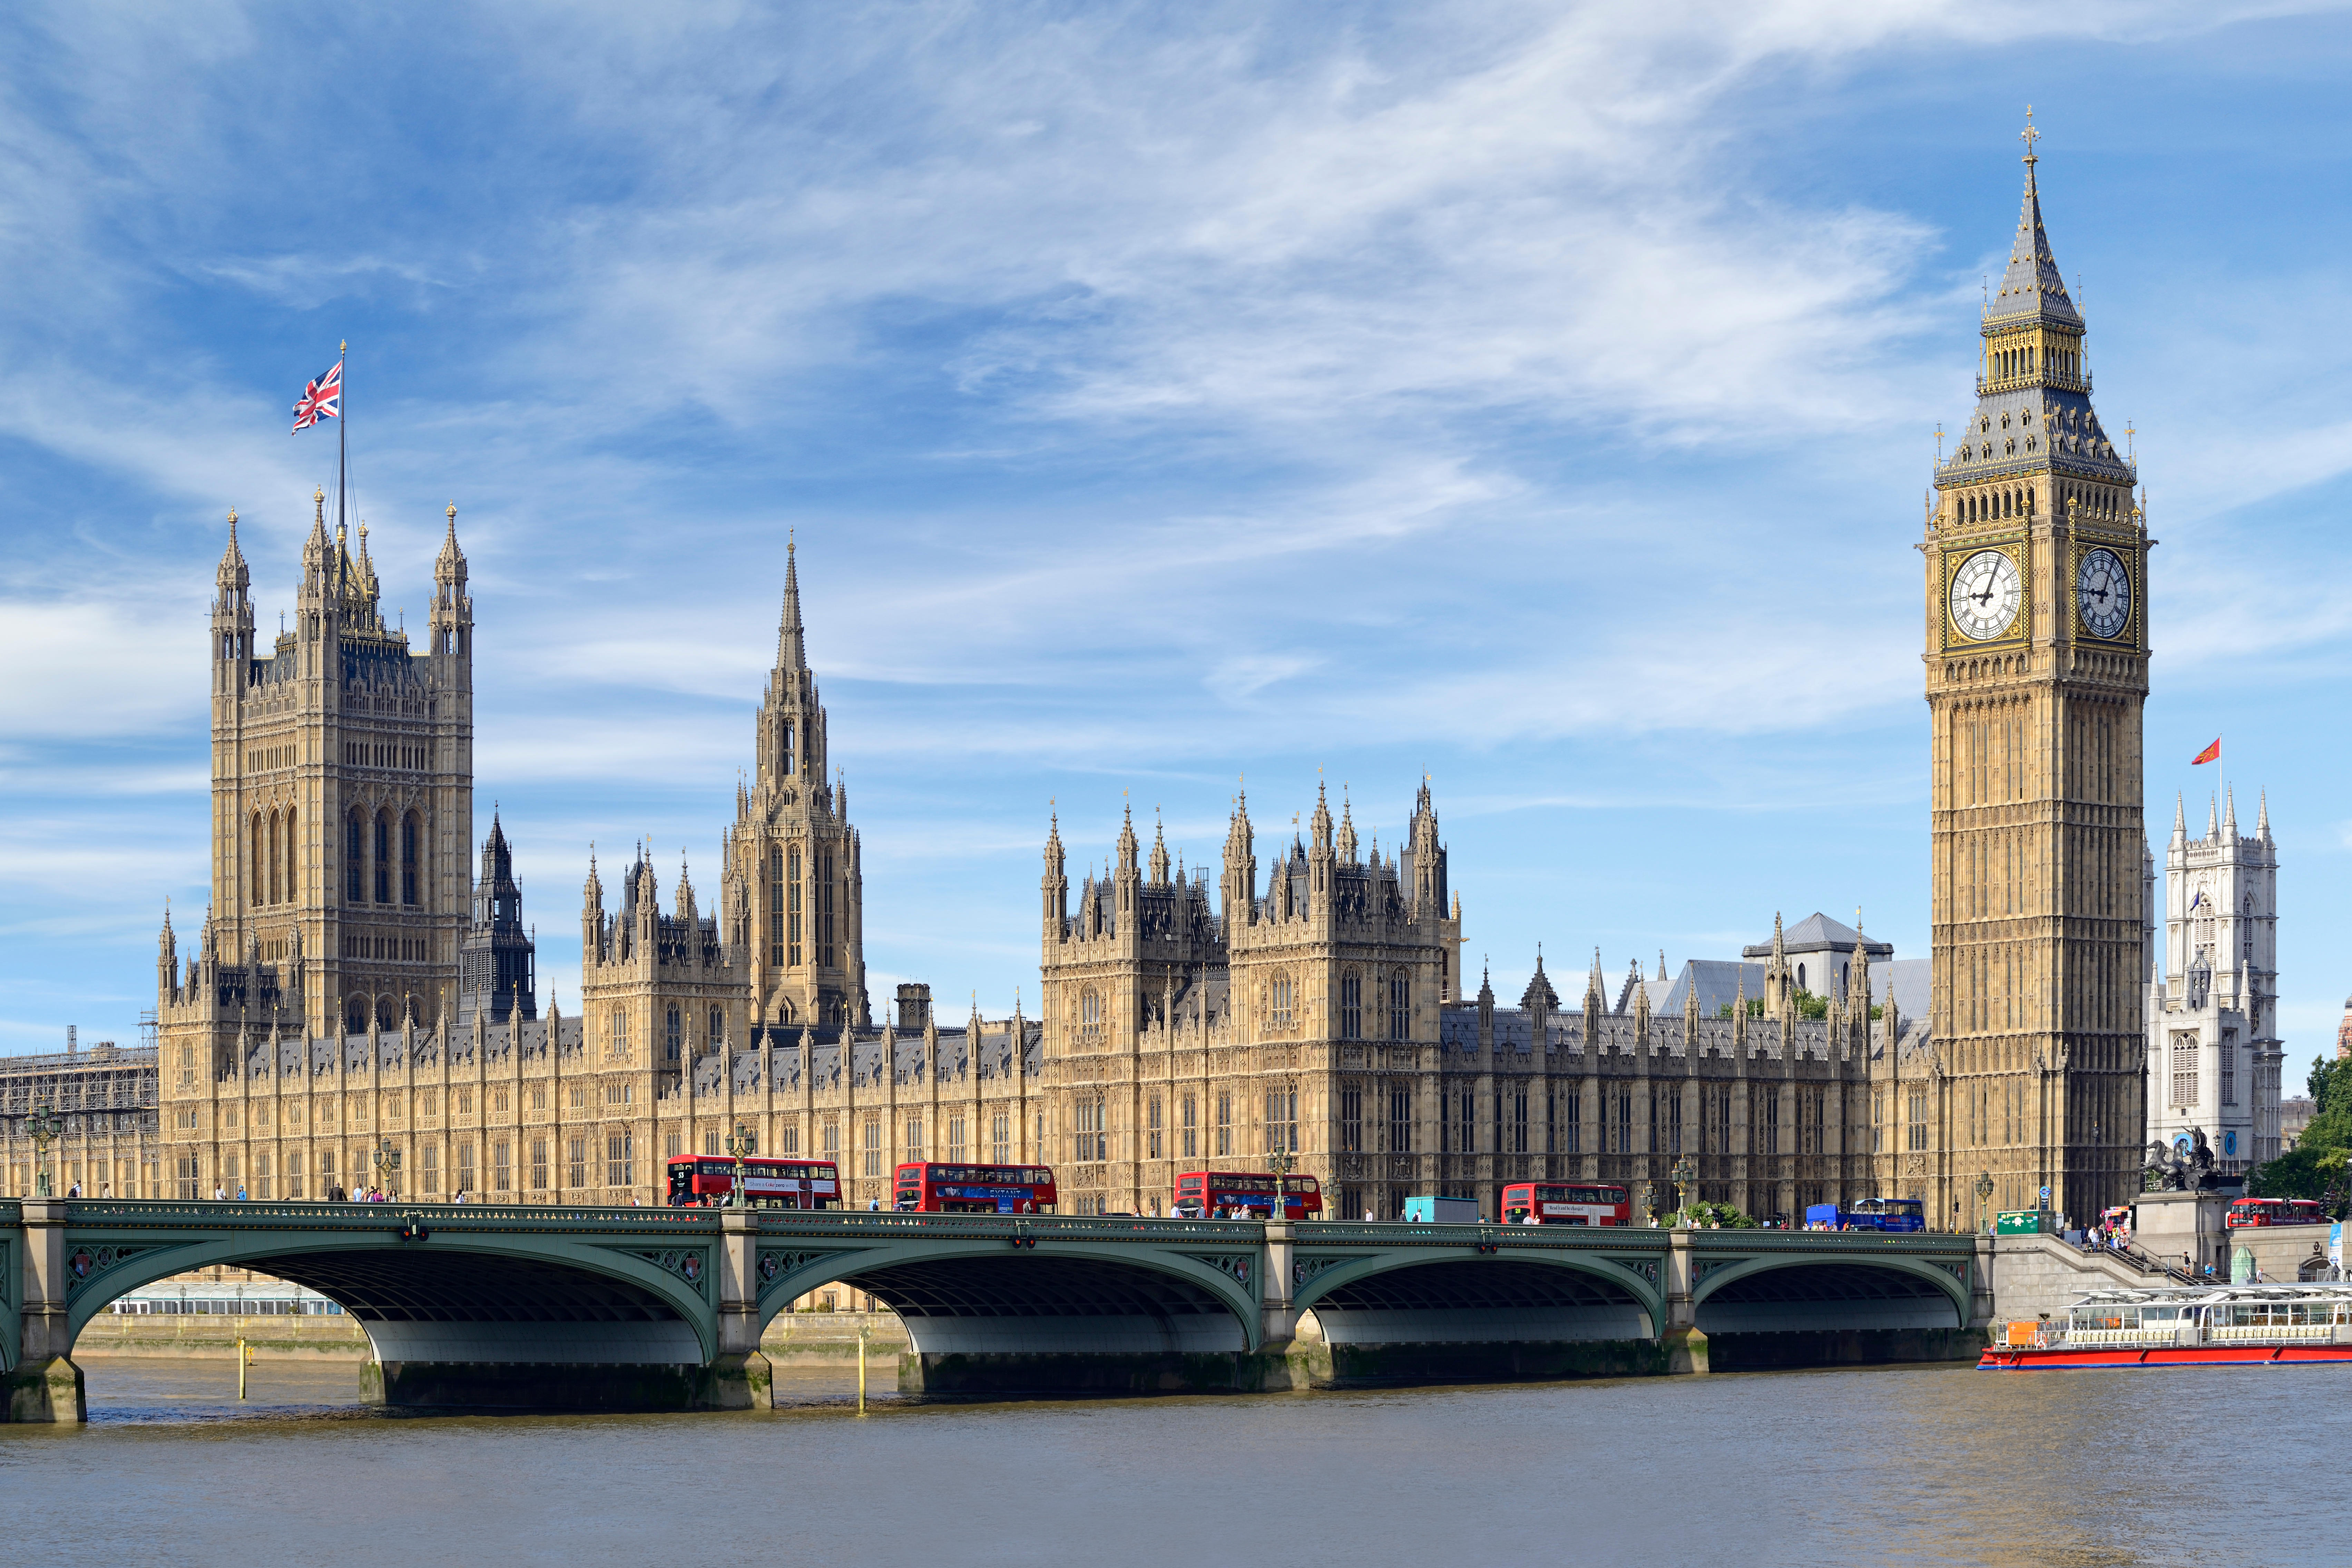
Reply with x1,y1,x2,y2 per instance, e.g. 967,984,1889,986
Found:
1949,549,2022,641
2077,547,2132,639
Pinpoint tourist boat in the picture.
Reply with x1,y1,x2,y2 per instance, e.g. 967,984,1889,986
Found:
1979,1284,2352,1369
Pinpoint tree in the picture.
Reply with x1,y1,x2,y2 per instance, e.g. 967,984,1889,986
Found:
2245,1056,2352,1213
1682,1199,1757,1229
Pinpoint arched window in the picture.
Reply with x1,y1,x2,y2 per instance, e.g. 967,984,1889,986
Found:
1389,973,1410,1040
610,1007,627,1056
1339,970,1362,1040
709,1006,724,1048
251,813,266,905
283,807,297,904
346,996,369,1035
1797,962,1807,992
665,1007,682,1061
267,811,282,905
783,721,795,777
347,811,364,902
401,812,420,905
374,812,392,903
1079,988,1104,1043
377,995,399,1032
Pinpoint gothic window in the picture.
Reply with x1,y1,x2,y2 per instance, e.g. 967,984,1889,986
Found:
376,995,398,1032
787,845,803,967
373,812,392,903
665,1007,682,1062
1181,1096,1197,1159
1340,970,1362,1040
1079,988,1104,1044
1340,1085,1362,1153
1270,973,1295,1029
768,847,784,967
1512,1084,1530,1154
949,1115,967,1163
606,1130,633,1188
1216,1093,1232,1158
823,1119,840,1157
1072,1098,1106,1164
2221,1032,2238,1106
864,1116,882,1177
906,1115,923,1161
709,1006,724,1048
1906,1089,1928,1152
346,996,368,1035
782,721,795,777
991,1112,1010,1165
346,811,364,902
610,1007,627,1056
400,813,420,905
1147,1097,1163,1160
1391,1086,1414,1154
251,814,266,905
1389,973,1410,1040
819,852,836,969
1556,1087,1579,1154
1613,1089,1633,1154
1265,1086,1297,1154
267,812,283,904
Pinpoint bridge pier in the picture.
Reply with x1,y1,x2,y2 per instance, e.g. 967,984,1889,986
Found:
3,1200,85,1423
707,1209,774,1410
1661,1224,1710,1375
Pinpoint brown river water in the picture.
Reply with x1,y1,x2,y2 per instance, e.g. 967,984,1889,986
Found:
2,1356,2340,1565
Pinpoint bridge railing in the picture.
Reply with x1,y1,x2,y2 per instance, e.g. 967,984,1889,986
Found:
52,1199,723,1233
753,1211,1265,1243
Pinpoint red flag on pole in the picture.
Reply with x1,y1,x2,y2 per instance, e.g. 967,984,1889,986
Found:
2191,738,2220,765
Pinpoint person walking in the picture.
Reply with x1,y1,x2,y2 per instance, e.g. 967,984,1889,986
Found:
213,1183,226,1201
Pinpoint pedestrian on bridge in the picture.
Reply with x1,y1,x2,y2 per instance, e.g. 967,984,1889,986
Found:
214,1184,226,1200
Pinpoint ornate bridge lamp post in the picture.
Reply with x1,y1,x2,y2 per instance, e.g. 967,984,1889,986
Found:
26,1102,61,1197
725,1121,755,1209
1670,1155,1697,1227
1267,1147,1295,1223
1974,1171,1995,1235
372,1137,403,1202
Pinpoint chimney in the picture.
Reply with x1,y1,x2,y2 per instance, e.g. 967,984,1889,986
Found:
895,983,933,1032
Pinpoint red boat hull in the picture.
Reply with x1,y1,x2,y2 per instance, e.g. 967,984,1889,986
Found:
1978,1343,2352,1369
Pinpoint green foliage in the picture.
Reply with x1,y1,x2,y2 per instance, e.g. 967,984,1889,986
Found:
1682,1200,1758,1229
1791,988,1831,1021
2245,1055,2352,1213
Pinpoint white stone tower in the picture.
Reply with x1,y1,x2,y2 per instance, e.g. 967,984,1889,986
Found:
2144,788,2281,1173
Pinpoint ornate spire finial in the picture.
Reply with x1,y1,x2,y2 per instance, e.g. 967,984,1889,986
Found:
2020,105,2039,169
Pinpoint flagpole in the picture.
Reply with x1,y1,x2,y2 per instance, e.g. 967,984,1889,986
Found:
336,340,348,537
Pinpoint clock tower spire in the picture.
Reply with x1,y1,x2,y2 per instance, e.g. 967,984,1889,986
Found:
1914,112,2151,1226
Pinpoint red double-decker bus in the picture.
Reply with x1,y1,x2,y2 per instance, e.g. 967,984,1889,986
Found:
893,1163,1058,1214
665,1156,840,1209
2226,1197,2328,1228
1172,1172,1322,1219
1500,1182,1631,1226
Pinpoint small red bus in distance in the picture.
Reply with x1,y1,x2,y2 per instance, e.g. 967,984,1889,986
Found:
894,1163,1058,1214
1500,1182,1631,1226
666,1156,840,1209
1172,1172,1322,1219
2226,1196,2328,1228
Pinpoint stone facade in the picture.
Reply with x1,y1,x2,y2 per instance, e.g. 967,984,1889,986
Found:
2143,791,2282,1172
1918,130,2150,1225
0,1038,159,1198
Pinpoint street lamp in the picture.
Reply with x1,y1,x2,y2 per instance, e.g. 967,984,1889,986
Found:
1974,1171,1994,1235
26,1102,61,1198
1670,1155,1697,1227
725,1121,755,1208
372,1137,403,1201
1267,1146,1295,1223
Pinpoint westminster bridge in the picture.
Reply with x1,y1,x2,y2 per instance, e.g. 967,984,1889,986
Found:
0,1198,1992,1420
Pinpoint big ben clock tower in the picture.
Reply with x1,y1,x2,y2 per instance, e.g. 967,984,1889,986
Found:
1925,116,2149,1224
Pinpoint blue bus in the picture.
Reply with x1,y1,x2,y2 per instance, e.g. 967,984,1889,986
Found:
1803,1197,1926,1233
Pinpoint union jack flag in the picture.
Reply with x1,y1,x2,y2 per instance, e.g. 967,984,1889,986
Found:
291,359,342,432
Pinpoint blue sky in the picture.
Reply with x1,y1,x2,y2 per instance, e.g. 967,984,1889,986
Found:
7,2,2352,1062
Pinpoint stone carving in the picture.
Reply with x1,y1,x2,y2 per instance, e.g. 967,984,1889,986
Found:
2143,1127,2223,1192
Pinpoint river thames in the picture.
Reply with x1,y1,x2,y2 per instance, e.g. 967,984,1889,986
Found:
3,1357,2344,1565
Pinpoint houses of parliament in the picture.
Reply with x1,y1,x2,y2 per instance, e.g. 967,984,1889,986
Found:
7,132,2159,1229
